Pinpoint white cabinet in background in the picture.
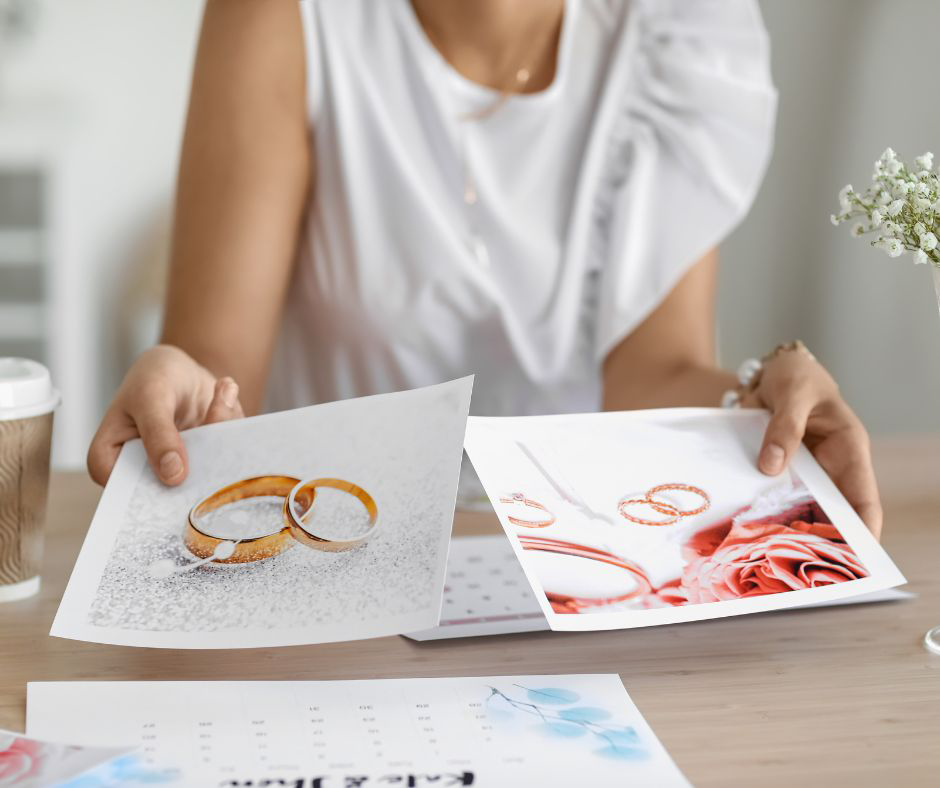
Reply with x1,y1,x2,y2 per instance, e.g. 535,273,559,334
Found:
0,99,86,467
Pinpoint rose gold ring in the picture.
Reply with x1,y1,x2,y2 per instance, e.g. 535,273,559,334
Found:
617,498,681,526
645,484,711,517
499,492,556,528
287,478,379,552
185,475,312,564
519,535,652,612
617,483,711,526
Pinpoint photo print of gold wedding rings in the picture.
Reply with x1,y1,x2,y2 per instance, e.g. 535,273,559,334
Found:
501,483,710,530
185,475,379,565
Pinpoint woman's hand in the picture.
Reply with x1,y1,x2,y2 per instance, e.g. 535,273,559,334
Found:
87,345,245,487
745,347,883,538
88,0,308,488
599,251,882,537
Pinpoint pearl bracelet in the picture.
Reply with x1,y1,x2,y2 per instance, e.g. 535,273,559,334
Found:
721,340,816,409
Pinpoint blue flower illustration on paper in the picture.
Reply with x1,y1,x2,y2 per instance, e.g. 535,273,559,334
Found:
558,706,611,723
543,721,586,738
486,685,649,761
60,754,180,787
524,687,580,705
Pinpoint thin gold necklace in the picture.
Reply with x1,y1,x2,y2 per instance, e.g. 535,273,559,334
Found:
460,66,531,216
461,67,532,123
450,10,562,268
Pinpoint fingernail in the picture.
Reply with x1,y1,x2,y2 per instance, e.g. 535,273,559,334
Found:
761,444,785,475
221,379,239,409
159,451,184,481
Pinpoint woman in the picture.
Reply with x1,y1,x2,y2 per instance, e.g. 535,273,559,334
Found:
87,0,882,536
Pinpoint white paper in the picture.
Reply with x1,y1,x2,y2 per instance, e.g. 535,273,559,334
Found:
407,536,914,641
798,587,914,608
27,677,689,788
0,728,133,787
406,536,546,640
463,409,907,632
52,378,473,648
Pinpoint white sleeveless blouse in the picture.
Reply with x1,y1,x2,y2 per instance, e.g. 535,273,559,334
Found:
266,0,777,420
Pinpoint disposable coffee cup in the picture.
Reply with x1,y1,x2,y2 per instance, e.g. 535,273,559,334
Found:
0,358,60,602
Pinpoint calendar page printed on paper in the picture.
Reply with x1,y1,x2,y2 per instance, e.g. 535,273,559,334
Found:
26,676,690,788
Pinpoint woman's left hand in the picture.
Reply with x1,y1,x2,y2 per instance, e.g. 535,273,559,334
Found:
742,346,883,539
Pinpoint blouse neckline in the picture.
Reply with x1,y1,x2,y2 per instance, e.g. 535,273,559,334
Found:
396,0,578,110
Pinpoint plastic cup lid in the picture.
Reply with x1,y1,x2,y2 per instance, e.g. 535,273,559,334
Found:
0,357,61,421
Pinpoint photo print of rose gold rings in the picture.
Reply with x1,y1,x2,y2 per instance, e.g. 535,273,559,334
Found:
617,483,710,527
181,475,379,567
499,492,556,528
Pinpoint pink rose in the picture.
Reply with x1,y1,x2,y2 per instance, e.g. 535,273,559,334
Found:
0,736,47,785
678,512,868,604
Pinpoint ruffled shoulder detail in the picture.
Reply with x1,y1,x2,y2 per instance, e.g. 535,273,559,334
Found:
591,0,777,360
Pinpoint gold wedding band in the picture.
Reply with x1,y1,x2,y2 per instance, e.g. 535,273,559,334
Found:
287,478,379,552
185,475,311,564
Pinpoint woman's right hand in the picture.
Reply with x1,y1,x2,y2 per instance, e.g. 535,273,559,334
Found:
84,0,307,487
87,345,245,487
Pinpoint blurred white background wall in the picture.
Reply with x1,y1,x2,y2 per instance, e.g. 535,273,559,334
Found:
0,0,200,465
721,0,940,439
0,0,937,468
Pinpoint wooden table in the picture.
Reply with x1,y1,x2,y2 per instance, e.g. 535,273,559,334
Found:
1,438,938,786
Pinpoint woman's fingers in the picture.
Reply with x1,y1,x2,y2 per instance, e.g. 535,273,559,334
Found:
87,412,133,486
748,348,882,537
825,457,882,538
88,397,189,487
134,401,189,486
89,376,241,488
86,346,241,488
203,377,245,424
854,500,883,540
812,417,883,538
758,386,814,476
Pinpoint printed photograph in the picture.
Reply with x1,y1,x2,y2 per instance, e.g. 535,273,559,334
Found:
465,409,904,630
0,729,133,787
51,379,472,648
519,479,867,614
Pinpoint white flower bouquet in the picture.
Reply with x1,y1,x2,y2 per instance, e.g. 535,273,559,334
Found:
832,148,938,265
832,148,940,310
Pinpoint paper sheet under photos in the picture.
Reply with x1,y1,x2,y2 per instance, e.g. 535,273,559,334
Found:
0,729,133,787
26,677,690,788
52,378,473,649
462,408,906,632
405,536,914,641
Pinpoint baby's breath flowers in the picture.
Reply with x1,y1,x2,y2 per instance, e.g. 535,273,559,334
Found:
832,148,939,266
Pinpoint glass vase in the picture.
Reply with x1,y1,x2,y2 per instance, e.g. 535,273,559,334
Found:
928,265,940,656
934,264,940,317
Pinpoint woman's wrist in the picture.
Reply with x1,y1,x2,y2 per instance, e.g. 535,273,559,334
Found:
602,361,735,411
721,340,817,408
